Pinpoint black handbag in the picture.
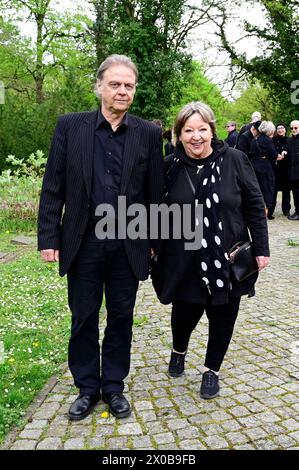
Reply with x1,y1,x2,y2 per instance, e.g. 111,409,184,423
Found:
228,241,258,282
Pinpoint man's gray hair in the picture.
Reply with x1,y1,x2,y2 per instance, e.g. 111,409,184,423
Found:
96,54,138,82
258,121,276,136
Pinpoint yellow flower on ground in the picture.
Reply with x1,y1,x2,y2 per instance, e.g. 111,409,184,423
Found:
101,411,109,418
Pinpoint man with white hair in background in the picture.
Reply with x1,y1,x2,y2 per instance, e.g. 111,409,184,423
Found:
287,120,299,220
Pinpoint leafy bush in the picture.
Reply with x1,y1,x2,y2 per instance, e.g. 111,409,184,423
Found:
0,151,45,231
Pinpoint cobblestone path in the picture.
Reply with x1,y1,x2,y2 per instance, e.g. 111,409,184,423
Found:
2,213,299,450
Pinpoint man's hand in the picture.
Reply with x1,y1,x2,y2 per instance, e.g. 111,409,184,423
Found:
40,249,59,262
255,256,269,271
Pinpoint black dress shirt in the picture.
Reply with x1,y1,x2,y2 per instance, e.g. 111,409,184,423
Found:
89,110,128,226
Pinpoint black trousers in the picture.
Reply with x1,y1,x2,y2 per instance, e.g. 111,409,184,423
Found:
67,232,139,395
291,179,299,214
171,296,241,372
269,188,291,216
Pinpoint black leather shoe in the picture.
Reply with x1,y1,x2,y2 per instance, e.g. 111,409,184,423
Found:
288,212,299,221
68,393,101,421
102,392,131,418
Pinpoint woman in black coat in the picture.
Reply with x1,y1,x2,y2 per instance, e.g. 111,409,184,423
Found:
249,121,284,219
153,101,270,399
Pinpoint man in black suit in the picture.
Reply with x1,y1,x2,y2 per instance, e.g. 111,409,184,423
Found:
38,55,164,420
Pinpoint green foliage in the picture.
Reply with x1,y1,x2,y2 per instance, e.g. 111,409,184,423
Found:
91,0,194,123
167,62,228,137
0,152,44,231
217,0,299,121
5,150,46,178
0,2,96,167
224,81,278,129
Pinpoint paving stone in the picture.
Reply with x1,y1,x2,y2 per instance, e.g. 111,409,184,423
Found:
24,420,48,430
11,236,34,245
234,444,256,450
210,410,233,423
203,435,230,449
176,426,202,441
36,438,62,450
254,411,281,424
289,431,299,443
226,431,249,445
245,427,268,441
154,397,173,408
166,418,190,431
107,437,129,450
19,429,43,440
137,410,157,422
44,425,68,438
134,400,154,411
254,439,278,450
229,405,251,418
262,423,287,436
118,423,143,436
69,425,93,438
152,432,175,445
273,434,297,449
33,402,61,420
132,436,152,448
145,422,166,434
10,440,37,450
45,394,66,403
64,438,85,450
178,439,207,450
86,437,105,449
281,418,299,431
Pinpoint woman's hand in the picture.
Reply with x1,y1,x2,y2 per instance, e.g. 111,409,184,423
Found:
255,256,270,271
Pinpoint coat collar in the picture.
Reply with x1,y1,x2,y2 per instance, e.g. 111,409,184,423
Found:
80,111,140,198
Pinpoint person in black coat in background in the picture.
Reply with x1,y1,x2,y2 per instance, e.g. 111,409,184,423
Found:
271,123,291,217
250,121,284,219
286,120,299,220
224,121,239,148
236,120,261,158
153,102,269,399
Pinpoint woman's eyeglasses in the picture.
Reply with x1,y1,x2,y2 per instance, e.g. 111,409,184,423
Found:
291,127,298,130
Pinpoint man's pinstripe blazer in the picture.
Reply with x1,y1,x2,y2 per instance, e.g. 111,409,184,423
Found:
37,110,164,280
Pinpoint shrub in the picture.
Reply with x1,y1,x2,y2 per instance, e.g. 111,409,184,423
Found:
0,151,45,231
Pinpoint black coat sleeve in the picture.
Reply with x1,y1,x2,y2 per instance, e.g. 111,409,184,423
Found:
236,132,249,155
146,125,164,254
37,116,67,251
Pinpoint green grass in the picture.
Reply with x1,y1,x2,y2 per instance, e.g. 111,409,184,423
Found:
287,239,299,247
0,239,70,443
0,211,37,232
